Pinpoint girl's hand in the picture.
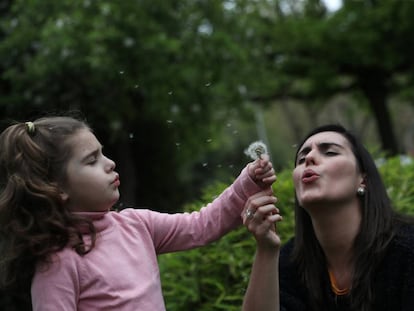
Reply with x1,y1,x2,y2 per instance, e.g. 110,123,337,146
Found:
242,190,283,251
247,154,276,189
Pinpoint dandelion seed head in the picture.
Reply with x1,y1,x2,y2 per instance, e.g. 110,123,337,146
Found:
244,141,268,160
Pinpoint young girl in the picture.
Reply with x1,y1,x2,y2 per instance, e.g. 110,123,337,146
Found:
0,116,276,311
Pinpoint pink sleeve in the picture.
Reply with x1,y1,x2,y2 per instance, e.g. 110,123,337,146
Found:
125,166,261,253
31,251,80,311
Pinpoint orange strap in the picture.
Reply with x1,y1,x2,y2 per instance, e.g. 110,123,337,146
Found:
328,270,350,296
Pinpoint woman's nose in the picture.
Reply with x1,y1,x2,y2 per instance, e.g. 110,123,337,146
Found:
304,150,317,165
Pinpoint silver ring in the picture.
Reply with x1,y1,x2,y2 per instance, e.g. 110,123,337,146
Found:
245,209,254,219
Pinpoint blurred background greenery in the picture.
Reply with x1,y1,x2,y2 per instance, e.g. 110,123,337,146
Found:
1,0,414,213
1,0,414,309
159,156,414,310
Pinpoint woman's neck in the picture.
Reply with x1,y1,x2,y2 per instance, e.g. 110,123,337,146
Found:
308,201,362,289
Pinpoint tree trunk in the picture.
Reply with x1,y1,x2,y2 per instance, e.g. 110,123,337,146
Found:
360,75,399,156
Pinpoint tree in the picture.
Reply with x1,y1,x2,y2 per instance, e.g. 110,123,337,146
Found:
243,0,414,155
0,0,261,211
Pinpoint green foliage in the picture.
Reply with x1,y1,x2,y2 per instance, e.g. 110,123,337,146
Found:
1,0,414,210
159,170,296,310
0,0,265,211
159,181,255,311
379,156,414,215
159,155,414,310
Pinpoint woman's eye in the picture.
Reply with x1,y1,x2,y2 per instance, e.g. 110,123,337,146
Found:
297,157,305,164
325,151,337,156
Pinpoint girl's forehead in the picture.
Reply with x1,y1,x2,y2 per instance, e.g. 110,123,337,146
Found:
68,130,100,151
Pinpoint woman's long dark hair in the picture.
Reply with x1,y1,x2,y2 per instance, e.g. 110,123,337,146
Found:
0,116,97,309
291,124,413,311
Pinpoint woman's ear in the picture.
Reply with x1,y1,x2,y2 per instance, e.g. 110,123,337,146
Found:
359,174,367,188
60,189,69,202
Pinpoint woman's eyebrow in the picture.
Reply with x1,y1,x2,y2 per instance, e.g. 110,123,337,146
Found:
318,142,344,150
297,146,311,157
297,142,344,157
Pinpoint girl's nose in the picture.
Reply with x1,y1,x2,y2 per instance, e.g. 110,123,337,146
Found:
105,156,116,171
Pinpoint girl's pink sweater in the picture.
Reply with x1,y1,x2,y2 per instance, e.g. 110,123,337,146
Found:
31,167,261,310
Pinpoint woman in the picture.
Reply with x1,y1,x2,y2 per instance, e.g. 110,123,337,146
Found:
242,124,414,311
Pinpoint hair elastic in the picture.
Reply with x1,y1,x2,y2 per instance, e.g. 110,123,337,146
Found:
25,121,36,135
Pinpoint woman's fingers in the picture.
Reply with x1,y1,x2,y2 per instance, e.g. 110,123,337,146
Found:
242,192,276,222
243,193,282,248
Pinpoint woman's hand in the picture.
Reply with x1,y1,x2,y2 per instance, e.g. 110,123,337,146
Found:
242,190,282,311
242,189,283,250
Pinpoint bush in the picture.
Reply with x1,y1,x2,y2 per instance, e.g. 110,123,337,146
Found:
378,156,414,214
159,155,414,310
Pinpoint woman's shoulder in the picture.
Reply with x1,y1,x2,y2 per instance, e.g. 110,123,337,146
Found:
393,223,414,252
377,224,414,291
383,223,414,264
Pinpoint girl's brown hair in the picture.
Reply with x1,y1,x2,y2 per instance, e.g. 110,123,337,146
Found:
0,116,97,301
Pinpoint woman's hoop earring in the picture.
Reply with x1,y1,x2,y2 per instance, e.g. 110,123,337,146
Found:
357,187,366,196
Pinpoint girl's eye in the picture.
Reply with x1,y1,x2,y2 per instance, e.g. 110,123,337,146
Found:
325,151,337,156
87,157,97,165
